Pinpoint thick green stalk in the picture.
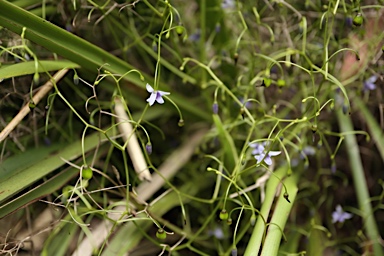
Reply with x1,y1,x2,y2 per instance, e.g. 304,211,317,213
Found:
260,172,299,256
336,109,383,256
244,166,292,256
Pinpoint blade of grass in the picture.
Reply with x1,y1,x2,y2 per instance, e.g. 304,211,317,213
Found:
0,132,103,203
0,60,78,80
0,165,77,218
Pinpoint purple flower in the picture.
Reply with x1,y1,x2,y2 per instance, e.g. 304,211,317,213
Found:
249,142,281,166
146,83,170,106
332,205,353,223
363,75,378,91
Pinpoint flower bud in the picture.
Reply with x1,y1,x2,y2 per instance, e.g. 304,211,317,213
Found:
33,72,39,84
73,73,79,85
146,143,152,155
212,102,219,114
250,214,256,226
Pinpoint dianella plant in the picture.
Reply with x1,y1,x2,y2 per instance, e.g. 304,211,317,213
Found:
0,1,383,255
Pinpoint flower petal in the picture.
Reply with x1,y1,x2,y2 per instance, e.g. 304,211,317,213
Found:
249,143,264,155
367,75,378,83
146,93,157,106
146,83,154,93
268,151,281,156
158,90,170,96
155,92,165,104
254,154,265,164
340,212,353,221
264,156,272,165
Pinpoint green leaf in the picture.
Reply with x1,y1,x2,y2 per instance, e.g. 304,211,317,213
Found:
0,132,102,204
0,1,140,84
0,167,78,218
0,60,79,80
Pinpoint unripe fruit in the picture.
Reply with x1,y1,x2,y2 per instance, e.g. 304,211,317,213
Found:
353,13,363,26
82,167,93,180
156,228,166,240
219,209,229,220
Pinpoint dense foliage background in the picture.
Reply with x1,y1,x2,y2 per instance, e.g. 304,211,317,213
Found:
0,0,383,255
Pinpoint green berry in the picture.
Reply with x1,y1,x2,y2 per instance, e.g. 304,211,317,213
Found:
29,100,36,109
277,79,286,87
263,78,272,87
61,185,73,203
353,13,363,26
176,26,184,36
82,167,93,180
156,228,167,240
219,209,228,220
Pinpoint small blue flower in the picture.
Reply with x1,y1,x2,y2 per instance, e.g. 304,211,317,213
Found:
300,146,316,159
249,142,264,155
249,142,281,166
332,205,353,223
221,0,235,9
363,75,378,91
146,83,170,106
208,227,224,239
188,30,201,42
